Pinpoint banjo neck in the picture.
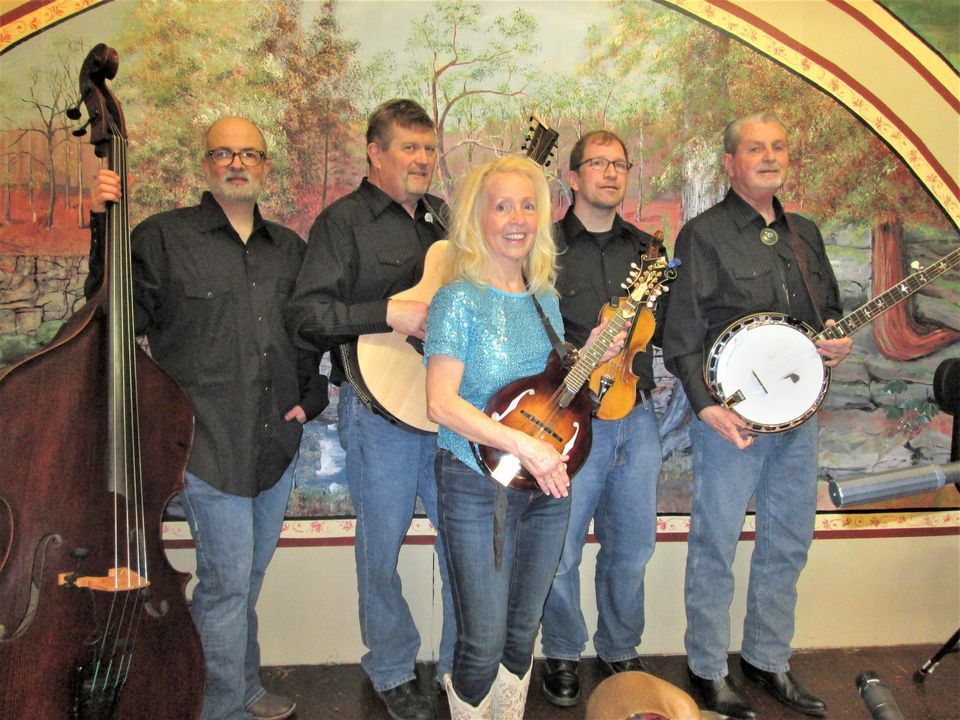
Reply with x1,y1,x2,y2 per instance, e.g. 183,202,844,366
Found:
818,246,960,342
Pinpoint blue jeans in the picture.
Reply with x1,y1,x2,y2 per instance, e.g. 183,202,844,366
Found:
685,417,819,679
180,458,296,720
541,403,661,662
338,384,455,692
436,450,571,706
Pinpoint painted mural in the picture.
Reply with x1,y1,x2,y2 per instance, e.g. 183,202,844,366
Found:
1,0,958,521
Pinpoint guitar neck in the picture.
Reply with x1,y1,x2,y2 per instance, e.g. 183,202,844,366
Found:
821,246,960,341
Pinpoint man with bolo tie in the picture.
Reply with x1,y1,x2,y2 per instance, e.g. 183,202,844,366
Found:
287,99,455,720
662,111,852,719
539,130,664,708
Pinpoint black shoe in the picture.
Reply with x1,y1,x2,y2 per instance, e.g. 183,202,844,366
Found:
740,657,827,717
541,658,580,707
598,656,647,677
687,668,758,720
376,679,435,720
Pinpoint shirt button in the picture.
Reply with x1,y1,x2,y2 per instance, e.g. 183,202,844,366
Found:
206,291,213,298
252,281,257,287
258,316,263,322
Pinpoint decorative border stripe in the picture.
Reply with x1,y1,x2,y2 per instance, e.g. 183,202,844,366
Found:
664,0,959,227
0,0,105,54
161,510,959,548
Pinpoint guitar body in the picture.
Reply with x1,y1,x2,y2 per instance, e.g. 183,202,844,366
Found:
589,304,655,420
473,351,594,492
354,240,448,432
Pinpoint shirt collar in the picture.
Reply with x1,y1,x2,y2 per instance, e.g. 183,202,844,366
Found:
197,191,274,243
558,206,629,245
723,187,786,231
358,177,434,220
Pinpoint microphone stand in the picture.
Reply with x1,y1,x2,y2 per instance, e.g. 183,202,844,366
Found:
913,358,960,683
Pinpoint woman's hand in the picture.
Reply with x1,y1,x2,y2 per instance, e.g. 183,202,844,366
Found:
512,433,569,498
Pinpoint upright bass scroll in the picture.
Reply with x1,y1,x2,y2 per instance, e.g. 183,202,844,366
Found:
0,44,204,719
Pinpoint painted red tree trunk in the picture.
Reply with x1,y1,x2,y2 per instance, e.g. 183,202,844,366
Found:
871,219,960,360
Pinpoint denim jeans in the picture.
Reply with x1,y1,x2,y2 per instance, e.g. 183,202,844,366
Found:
685,417,819,679
436,450,571,706
337,384,455,692
541,403,661,662
179,457,296,720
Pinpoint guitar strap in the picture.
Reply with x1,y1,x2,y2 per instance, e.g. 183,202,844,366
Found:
530,290,568,361
783,213,826,328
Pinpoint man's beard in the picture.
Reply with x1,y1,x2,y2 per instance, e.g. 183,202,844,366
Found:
211,171,262,203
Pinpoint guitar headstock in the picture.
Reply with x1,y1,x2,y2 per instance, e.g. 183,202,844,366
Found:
622,255,681,311
522,111,559,167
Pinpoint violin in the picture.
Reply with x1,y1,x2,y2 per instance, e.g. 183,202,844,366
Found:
0,44,204,719
588,230,666,421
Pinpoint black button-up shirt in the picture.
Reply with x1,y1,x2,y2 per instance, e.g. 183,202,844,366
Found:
662,189,843,415
86,192,328,497
554,209,662,395
288,178,447,385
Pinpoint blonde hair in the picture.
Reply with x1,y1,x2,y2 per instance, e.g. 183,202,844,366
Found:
443,155,557,294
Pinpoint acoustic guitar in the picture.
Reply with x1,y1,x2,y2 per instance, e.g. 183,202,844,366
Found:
349,113,560,432
473,256,679,491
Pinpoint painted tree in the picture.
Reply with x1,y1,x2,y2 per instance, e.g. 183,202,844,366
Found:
263,0,359,227
114,0,294,222
5,39,81,229
402,0,540,196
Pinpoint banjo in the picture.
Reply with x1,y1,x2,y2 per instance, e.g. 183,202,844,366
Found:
705,246,960,433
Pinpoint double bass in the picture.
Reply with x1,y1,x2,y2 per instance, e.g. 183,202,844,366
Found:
0,45,204,718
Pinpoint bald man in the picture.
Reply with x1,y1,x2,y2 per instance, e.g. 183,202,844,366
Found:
88,117,328,720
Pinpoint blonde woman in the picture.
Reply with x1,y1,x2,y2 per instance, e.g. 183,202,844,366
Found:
425,155,624,719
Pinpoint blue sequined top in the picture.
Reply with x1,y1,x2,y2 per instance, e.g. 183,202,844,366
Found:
425,279,563,473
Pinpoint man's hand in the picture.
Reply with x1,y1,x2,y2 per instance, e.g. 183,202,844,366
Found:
699,405,755,450
816,319,853,367
284,405,307,424
91,169,122,213
386,299,429,340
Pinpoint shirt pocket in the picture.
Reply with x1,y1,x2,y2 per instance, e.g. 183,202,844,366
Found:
731,261,779,310
182,276,235,330
374,244,417,269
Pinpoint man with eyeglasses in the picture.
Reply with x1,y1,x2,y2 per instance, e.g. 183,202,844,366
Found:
540,130,664,708
87,116,328,720
288,99,454,720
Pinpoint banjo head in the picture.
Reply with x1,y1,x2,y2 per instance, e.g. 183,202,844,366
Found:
705,312,831,433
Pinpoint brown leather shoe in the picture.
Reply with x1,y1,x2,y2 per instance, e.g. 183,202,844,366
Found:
247,691,296,720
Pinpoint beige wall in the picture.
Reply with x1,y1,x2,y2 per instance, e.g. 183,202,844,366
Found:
168,532,960,666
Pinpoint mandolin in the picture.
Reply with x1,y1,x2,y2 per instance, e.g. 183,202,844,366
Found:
588,230,666,420
348,113,560,432
473,256,679,491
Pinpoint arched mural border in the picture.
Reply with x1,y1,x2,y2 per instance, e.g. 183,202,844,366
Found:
657,0,960,230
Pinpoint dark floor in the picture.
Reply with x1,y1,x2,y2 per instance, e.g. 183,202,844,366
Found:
262,643,959,719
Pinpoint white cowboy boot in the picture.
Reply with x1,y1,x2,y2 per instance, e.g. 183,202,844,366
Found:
492,663,532,720
445,674,494,720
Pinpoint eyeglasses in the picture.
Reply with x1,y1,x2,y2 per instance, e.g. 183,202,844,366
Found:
576,157,633,174
206,148,267,167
